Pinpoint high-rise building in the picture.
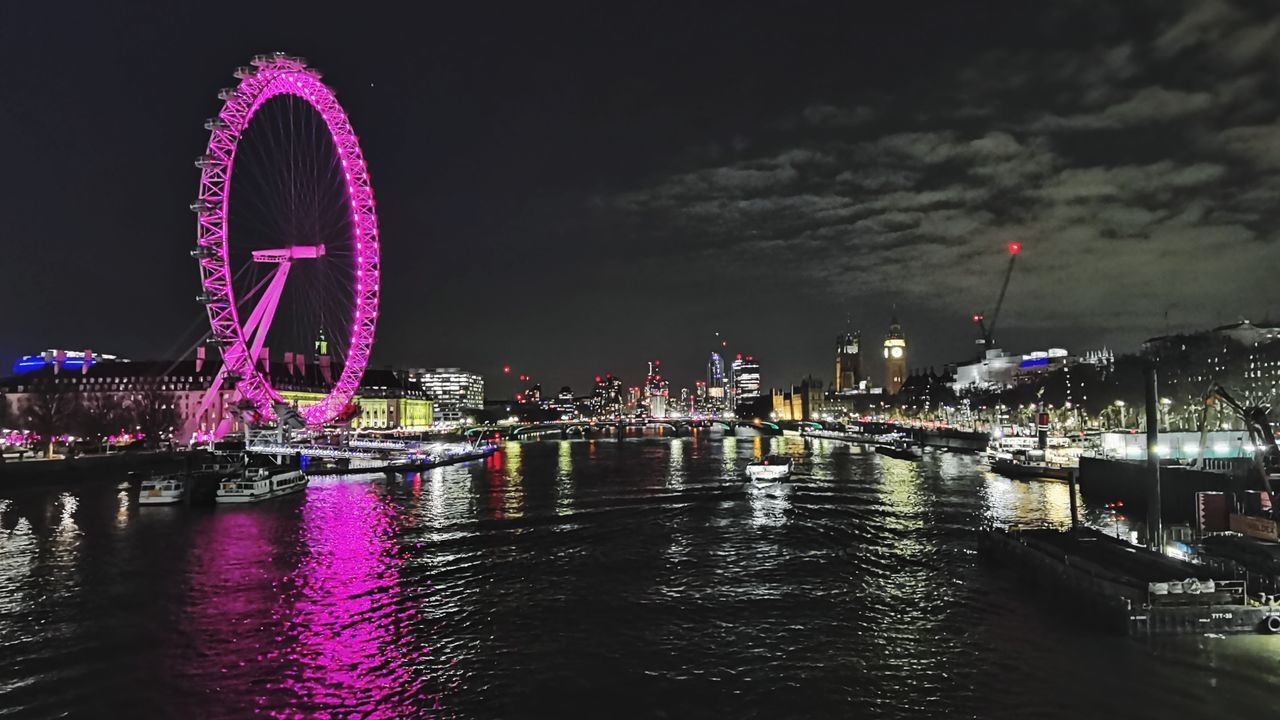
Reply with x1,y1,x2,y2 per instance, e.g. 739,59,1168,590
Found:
590,374,624,418
553,386,576,418
645,359,670,418
706,352,728,413
407,367,484,423
834,330,862,392
731,354,761,410
883,316,907,395
523,383,542,406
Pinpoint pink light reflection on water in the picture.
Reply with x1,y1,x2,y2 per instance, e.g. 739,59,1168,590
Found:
180,483,438,718
262,481,433,718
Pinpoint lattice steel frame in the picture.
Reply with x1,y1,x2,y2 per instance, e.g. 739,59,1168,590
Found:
194,54,380,426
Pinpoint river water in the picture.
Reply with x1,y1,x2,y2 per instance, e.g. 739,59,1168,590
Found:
1,435,1278,719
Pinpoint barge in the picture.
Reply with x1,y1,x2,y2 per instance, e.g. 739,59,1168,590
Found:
980,526,1279,635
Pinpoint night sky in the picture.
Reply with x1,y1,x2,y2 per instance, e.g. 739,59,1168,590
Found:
3,1,1279,394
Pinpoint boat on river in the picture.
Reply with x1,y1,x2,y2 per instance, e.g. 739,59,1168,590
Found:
216,466,308,504
139,474,185,505
990,456,1073,481
746,455,792,481
875,439,922,461
746,455,792,495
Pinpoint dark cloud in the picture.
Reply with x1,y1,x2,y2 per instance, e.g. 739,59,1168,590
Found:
608,0,1280,383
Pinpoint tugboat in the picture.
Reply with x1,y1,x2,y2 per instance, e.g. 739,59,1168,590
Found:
216,465,308,504
139,473,185,505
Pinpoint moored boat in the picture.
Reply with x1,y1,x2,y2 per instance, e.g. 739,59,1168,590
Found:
216,466,308,504
139,474,185,505
875,440,922,461
990,457,1073,481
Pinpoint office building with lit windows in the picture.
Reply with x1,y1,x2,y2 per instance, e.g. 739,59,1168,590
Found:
407,367,484,423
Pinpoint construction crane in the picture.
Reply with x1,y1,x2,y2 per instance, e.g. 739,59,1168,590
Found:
972,242,1022,350
1194,382,1279,515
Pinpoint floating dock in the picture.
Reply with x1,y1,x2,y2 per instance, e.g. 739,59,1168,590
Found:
980,526,1280,635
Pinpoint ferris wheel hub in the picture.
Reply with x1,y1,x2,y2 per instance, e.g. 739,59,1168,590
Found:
251,245,326,263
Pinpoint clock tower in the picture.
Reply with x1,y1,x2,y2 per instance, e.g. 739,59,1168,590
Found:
883,314,907,395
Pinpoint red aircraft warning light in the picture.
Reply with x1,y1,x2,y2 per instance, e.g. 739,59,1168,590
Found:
503,365,511,374
1008,241,1022,255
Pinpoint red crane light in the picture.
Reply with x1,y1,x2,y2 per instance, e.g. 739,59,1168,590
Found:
972,314,984,323
1008,242,1022,255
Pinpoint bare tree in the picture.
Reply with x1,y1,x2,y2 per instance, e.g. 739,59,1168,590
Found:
19,378,79,458
76,394,130,454
128,386,181,450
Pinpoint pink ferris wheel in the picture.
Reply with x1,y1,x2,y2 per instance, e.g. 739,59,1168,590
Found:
191,53,380,429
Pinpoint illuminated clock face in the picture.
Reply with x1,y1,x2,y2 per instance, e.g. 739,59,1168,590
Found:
891,347,904,359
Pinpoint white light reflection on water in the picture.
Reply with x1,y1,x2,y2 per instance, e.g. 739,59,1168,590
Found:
555,438,574,515
667,438,686,489
980,471,1077,529
56,493,78,539
748,485,791,527
114,490,130,529
720,435,738,479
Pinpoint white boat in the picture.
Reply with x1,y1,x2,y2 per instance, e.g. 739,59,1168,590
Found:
746,455,792,481
216,467,308,504
139,474,185,505
746,455,793,497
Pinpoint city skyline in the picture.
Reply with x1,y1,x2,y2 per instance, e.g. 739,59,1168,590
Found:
4,2,1280,390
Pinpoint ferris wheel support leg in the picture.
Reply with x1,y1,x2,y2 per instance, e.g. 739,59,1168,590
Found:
213,415,236,440
242,260,292,365
188,364,230,442
192,262,292,441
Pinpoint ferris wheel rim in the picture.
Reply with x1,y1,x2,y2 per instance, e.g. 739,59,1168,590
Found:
193,53,380,427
